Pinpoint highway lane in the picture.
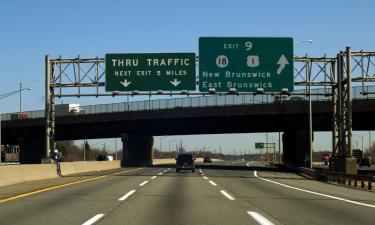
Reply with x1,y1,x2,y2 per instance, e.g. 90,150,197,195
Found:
1,167,374,225
203,169,375,225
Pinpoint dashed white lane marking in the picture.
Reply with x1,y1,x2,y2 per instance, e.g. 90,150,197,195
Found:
203,176,208,180
209,181,217,186
201,173,205,176
82,214,105,225
254,171,375,209
139,180,149,186
247,211,274,225
163,170,168,173
220,190,235,200
118,190,136,201
150,176,157,180
158,172,163,175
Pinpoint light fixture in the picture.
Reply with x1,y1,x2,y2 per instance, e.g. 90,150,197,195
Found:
281,88,289,95
229,88,237,94
180,90,188,95
208,88,216,94
256,88,264,94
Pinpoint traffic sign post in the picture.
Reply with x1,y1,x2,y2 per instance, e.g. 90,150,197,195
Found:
199,37,294,92
105,53,196,92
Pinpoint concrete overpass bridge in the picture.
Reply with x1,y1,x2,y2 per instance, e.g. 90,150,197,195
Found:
2,86,375,166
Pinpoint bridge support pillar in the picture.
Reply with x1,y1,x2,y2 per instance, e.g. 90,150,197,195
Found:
121,134,154,167
282,131,310,167
18,137,45,164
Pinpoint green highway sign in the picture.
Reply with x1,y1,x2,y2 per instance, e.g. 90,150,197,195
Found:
199,37,294,92
255,143,264,149
105,53,196,91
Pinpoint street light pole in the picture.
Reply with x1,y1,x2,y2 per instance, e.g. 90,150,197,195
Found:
168,139,178,158
19,82,22,114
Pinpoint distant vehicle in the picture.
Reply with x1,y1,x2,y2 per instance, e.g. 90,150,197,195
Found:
175,153,195,172
203,156,212,163
55,104,81,116
97,155,108,161
321,153,331,165
352,149,370,167
359,158,371,167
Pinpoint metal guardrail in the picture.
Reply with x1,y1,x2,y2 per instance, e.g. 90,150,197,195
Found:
326,171,374,191
1,85,375,121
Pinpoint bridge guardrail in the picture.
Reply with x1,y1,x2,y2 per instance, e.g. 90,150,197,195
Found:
326,171,374,191
2,85,375,121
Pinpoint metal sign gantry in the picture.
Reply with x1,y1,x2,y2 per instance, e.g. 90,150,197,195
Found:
44,48,375,169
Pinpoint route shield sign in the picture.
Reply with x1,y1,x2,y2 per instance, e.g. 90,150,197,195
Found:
105,53,196,91
199,37,294,92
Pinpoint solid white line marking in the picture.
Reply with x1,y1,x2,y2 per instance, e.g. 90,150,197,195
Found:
139,181,149,186
209,181,217,186
220,190,235,200
150,176,157,180
246,161,255,167
82,214,105,225
203,176,208,180
247,211,274,225
118,190,136,201
253,171,375,208
158,172,163,175
225,160,244,166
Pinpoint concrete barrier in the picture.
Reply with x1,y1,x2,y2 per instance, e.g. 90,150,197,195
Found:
0,160,122,187
59,161,121,176
0,164,58,187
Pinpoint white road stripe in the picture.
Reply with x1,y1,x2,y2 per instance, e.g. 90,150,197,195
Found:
220,190,235,200
246,161,255,167
209,181,217,186
247,211,274,225
150,176,157,180
203,176,208,180
139,181,149,186
163,170,168,173
82,214,105,225
118,190,136,201
201,173,204,176
158,172,163,175
254,171,375,208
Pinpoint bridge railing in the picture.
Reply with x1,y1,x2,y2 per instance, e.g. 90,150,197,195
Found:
2,85,375,121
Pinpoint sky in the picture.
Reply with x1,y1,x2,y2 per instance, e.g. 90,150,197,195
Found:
0,0,374,154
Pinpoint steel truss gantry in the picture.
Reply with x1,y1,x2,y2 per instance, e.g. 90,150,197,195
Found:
44,50,375,167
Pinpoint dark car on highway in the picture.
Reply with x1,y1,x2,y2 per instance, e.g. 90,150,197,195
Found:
359,158,371,167
203,156,212,163
175,153,195,172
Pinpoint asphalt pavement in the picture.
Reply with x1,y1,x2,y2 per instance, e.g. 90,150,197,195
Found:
1,165,374,225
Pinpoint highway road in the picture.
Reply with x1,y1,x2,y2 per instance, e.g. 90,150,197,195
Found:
1,167,374,225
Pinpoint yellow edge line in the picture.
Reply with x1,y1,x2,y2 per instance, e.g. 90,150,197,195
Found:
0,167,144,204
